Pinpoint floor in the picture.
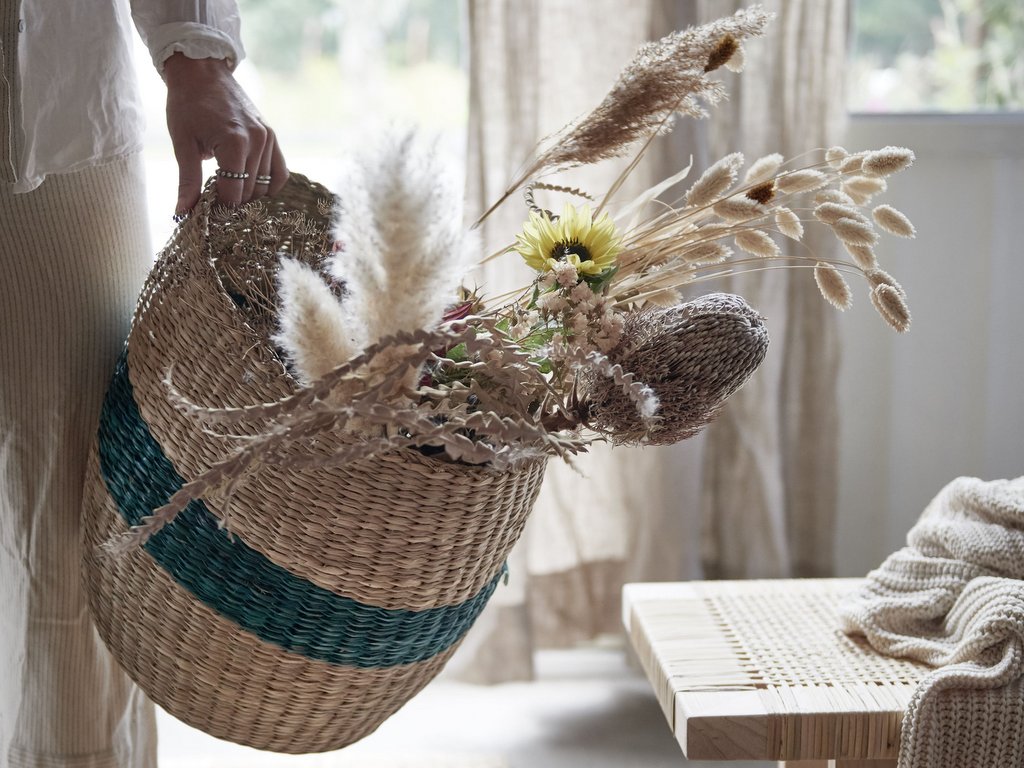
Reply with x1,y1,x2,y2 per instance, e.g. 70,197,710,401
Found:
157,648,770,768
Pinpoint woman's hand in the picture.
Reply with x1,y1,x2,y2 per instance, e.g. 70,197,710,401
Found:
164,53,288,215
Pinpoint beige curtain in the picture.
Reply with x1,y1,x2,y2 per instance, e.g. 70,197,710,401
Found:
451,0,848,683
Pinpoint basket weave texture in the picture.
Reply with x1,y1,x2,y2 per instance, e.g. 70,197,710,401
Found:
82,174,547,753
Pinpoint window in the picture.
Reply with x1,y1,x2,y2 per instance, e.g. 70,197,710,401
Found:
849,0,1024,112
134,0,467,249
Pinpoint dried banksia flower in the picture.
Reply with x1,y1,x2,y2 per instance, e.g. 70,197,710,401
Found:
686,152,744,207
734,229,779,257
871,284,911,332
774,207,803,239
862,146,915,177
872,204,916,238
577,293,769,445
745,180,776,204
814,262,853,310
744,152,784,184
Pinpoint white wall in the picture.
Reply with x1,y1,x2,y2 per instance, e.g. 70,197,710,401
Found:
835,114,1024,576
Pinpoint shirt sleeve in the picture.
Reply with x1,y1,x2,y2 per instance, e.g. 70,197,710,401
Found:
130,0,246,74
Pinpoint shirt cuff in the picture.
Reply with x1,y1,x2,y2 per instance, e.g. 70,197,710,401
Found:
149,22,246,74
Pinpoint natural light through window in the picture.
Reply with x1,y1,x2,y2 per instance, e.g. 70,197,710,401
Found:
849,0,1024,113
135,0,467,250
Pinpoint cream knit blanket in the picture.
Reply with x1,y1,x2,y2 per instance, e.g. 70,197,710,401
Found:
839,476,1024,768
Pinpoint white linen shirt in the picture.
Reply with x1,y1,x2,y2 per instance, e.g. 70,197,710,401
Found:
7,0,244,192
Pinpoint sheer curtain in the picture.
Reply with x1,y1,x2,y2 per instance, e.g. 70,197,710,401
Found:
451,0,848,682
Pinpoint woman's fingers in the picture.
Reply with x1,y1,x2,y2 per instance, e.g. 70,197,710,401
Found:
164,54,289,213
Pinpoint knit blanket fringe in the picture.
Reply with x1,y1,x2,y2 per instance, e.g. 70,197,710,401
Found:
839,476,1024,768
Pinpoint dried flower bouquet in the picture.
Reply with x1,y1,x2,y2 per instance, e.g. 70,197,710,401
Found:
118,5,916,549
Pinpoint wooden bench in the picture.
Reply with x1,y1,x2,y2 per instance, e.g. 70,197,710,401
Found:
622,579,932,767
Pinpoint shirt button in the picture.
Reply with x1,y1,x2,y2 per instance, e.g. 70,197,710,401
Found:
17,19,25,32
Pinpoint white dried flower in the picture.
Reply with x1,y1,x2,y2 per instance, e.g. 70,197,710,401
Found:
683,240,731,264
839,154,865,174
826,146,849,167
872,204,916,238
814,202,868,225
777,169,828,194
843,175,887,204
862,146,915,177
713,196,764,221
843,242,878,270
813,262,852,310
815,188,856,206
871,284,911,332
774,207,804,239
510,320,533,339
554,260,579,288
865,267,906,297
734,229,779,258
570,281,597,305
537,292,569,313
744,153,784,184
685,152,744,207
642,288,682,307
831,217,879,247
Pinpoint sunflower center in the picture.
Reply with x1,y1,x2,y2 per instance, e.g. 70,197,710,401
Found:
551,239,592,263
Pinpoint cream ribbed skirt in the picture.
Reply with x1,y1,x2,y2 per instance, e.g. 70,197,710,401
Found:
0,155,157,768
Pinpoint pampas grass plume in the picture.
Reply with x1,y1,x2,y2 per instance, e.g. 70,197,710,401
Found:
275,258,359,385
329,128,469,347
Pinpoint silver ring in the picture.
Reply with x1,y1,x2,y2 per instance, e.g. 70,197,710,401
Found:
216,168,250,180
254,175,272,185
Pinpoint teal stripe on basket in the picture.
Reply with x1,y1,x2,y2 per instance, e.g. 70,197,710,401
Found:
97,352,500,668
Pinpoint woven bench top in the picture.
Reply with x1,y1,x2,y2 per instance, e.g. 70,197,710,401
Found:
622,578,931,763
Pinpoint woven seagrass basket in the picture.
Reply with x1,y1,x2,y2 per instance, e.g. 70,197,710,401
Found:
82,173,547,753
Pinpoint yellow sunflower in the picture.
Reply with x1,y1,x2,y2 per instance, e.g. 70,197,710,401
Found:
514,203,622,277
